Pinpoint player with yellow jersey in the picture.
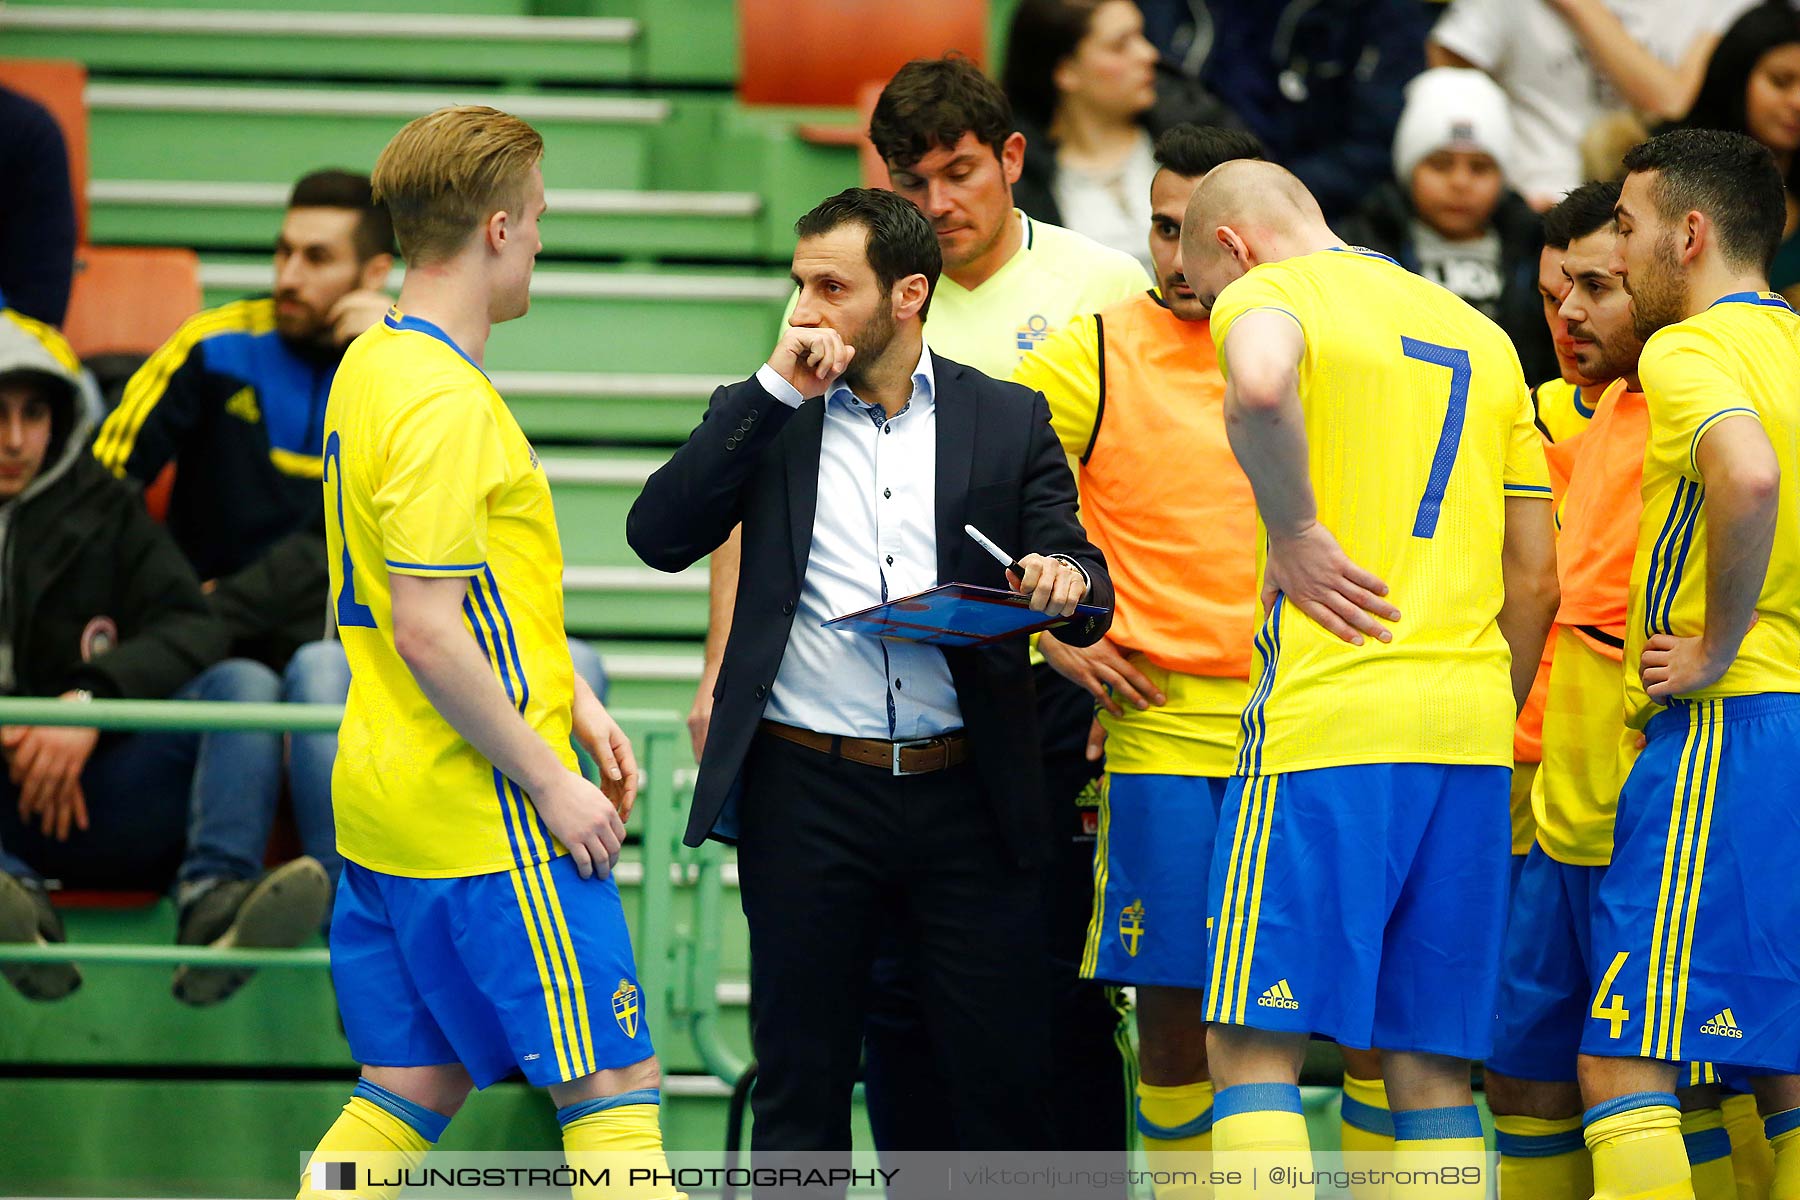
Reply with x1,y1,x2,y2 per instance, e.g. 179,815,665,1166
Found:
1014,124,1261,1186
1480,182,1685,1199
1180,160,1558,1191
297,107,679,1200
1578,130,1800,1200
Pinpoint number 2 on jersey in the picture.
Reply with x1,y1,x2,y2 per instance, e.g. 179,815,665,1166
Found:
324,430,377,628
1402,337,1472,540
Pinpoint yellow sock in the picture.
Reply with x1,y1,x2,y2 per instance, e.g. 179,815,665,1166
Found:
1495,1114,1592,1200
1137,1079,1215,1199
1339,1073,1395,1199
1765,1109,1800,1200
1686,1108,1740,1200
559,1092,685,1200
297,1091,438,1200
1391,1105,1486,1198
1721,1093,1772,1200
1586,1093,1695,1200
1211,1083,1313,1200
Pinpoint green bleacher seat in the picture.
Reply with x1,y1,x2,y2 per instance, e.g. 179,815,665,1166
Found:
0,0,740,84
490,372,718,443
200,258,788,409
92,179,769,259
87,82,669,189
592,640,703,731
10,0,526,13
0,7,638,84
539,452,707,637
82,87,859,262
0,852,746,1075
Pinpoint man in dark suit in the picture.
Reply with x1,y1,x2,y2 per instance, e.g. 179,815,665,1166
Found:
627,188,1111,1155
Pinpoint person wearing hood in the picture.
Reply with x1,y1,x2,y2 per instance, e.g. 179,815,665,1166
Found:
1340,66,1559,386
0,317,328,1008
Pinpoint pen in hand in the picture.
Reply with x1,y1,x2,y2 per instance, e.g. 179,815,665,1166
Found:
964,523,1028,580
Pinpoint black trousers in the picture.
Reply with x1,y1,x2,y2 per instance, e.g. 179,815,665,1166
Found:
862,667,1130,1156
735,730,1054,1154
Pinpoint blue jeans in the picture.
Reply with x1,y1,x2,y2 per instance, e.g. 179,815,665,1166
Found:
282,637,610,899
0,659,284,890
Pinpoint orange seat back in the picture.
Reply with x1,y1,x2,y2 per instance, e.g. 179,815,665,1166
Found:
737,0,987,107
63,245,202,359
0,59,89,246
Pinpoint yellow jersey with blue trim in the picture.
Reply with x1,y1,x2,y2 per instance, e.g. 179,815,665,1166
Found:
1624,291,1800,728
1531,376,1599,444
1211,248,1551,775
923,211,1150,380
323,307,576,878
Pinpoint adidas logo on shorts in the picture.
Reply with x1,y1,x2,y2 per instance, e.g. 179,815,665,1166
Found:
1700,1008,1745,1039
1257,979,1300,1010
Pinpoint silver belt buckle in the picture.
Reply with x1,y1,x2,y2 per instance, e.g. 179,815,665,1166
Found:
891,736,940,776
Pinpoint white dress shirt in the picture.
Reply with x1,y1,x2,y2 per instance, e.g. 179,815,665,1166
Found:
754,344,963,740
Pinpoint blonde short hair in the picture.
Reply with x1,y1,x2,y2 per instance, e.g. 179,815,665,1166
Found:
371,105,544,264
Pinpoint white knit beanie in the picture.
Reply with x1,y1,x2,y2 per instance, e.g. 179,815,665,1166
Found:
1392,66,1514,187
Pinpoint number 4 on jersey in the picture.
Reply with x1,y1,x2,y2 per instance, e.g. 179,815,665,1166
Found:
1402,337,1472,540
1592,951,1632,1039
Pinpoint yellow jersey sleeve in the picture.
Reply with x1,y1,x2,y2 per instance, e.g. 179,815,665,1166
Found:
1209,270,1304,365
1639,321,1762,482
374,386,510,577
1504,381,1554,496
1625,298,1800,724
1012,311,1101,464
1531,377,1599,444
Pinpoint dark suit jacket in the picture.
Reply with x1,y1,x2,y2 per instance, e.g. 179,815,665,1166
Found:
626,351,1112,867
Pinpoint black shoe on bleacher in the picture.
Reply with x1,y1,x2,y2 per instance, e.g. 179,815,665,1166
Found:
171,856,329,1007
0,870,82,1001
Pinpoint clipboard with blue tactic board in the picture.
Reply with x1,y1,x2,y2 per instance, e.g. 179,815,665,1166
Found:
823,583,1110,648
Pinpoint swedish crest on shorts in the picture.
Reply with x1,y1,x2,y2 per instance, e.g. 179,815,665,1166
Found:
1118,900,1145,957
612,978,640,1038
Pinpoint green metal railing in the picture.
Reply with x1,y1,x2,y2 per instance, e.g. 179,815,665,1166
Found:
0,695,746,1085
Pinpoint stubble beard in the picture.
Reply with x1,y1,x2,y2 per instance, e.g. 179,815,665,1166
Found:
1629,233,1689,342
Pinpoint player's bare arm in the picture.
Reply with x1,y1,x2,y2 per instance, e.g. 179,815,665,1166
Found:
1039,632,1164,716
1497,495,1560,711
689,529,740,760
1641,415,1780,700
390,572,625,880
1220,311,1400,645
570,670,640,822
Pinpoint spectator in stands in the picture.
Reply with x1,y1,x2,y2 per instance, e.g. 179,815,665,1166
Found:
93,169,393,664
1340,67,1557,383
0,318,327,1007
1676,1,1800,298
0,85,77,328
1002,0,1235,272
1196,0,1427,221
90,170,608,907
89,169,392,902
1428,0,1760,207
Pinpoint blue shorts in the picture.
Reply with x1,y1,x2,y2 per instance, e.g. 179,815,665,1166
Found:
331,855,653,1088
1582,695,1800,1073
1205,763,1511,1059
1488,846,1606,1082
1081,773,1226,988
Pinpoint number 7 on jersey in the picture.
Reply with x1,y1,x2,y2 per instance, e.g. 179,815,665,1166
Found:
1402,337,1472,540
